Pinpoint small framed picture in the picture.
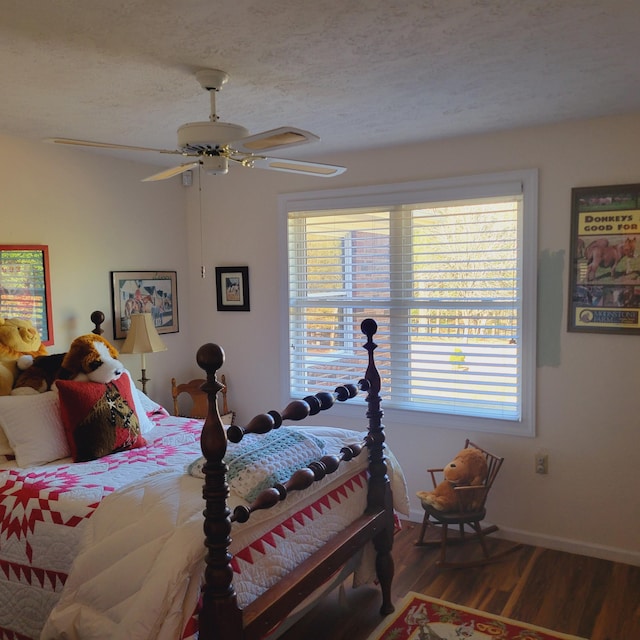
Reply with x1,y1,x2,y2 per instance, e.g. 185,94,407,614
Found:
111,270,178,338
215,266,250,311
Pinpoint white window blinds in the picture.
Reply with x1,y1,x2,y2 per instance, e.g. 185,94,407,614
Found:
283,171,537,435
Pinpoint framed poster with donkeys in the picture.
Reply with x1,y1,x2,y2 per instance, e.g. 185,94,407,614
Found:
568,183,640,334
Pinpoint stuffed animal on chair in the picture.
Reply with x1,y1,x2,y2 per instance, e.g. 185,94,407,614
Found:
417,447,488,512
0,317,48,396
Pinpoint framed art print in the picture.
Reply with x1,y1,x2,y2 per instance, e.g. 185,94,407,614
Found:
0,245,54,345
568,183,640,334
215,266,250,311
111,270,178,338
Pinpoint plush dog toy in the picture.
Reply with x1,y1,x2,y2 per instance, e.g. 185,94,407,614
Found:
58,334,125,383
0,317,48,396
12,334,125,393
417,447,488,512
54,334,145,462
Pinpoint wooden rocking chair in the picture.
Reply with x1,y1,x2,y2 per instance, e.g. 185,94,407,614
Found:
416,439,520,568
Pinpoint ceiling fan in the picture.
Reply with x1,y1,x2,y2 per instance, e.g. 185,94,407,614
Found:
46,69,347,181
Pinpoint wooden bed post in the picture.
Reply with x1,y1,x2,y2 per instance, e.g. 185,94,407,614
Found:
361,319,395,615
196,343,243,639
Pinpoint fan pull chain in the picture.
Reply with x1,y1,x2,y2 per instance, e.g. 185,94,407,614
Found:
199,165,205,278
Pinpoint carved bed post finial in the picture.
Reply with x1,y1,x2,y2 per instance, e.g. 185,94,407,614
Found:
360,318,380,414
90,310,105,335
196,343,242,638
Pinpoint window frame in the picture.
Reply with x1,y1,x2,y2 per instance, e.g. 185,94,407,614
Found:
278,169,538,436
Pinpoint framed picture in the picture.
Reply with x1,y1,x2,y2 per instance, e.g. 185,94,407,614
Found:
0,245,54,345
215,266,250,311
568,183,640,334
111,270,178,339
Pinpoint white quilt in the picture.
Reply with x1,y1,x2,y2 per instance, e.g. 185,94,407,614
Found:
40,471,205,640
42,427,409,640
0,411,205,640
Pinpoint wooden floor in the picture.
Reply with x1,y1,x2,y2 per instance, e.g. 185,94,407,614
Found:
279,520,640,640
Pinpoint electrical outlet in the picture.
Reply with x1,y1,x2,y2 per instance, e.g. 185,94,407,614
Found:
535,453,548,474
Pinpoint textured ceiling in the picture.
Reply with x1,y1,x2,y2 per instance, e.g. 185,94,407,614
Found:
2,0,640,168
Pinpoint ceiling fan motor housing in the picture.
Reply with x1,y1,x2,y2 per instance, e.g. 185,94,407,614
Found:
177,121,249,153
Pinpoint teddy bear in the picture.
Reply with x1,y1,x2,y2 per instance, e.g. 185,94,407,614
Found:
416,447,488,512
0,316,48,396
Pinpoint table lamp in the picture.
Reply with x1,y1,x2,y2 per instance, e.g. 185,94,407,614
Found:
120,313,167,394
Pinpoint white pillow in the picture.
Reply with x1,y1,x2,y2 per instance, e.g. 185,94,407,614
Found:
135,387,164,415
0,423,13,456
0,392,70,467
122,371,158,434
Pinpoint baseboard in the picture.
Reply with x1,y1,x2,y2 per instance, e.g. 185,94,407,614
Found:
406,509,640,567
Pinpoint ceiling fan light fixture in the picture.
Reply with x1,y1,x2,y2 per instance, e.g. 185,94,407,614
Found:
46,68,346,180
202,155,228,175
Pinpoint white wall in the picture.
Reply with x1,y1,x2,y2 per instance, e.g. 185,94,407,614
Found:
2,112,638,566
0,133,191,408
185,112,640,566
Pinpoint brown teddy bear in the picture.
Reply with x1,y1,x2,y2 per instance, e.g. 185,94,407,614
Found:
417,447,488,512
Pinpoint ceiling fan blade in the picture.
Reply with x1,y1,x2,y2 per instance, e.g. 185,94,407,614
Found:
142,162,200,182
45,137,182,155
248,156,346,177
233,127,320,153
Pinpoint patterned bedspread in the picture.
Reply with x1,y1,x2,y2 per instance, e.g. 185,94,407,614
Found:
0,411,408,640
0,410,203,640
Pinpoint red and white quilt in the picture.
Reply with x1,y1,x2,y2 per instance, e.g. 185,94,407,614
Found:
0,411,204,640
0,413,408,640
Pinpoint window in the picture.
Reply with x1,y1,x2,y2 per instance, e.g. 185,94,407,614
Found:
280,170,537,436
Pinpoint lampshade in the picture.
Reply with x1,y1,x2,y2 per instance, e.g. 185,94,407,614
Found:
120,313,167,355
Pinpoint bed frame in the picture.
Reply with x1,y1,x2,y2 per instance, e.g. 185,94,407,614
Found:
196,318,394,640
96,312,395,639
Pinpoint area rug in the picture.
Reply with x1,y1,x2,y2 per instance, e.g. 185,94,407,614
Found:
368,592,588,640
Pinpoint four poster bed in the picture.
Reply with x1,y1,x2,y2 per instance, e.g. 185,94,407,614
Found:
0,313,408,640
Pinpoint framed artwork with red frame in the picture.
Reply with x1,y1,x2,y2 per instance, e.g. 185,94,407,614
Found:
0,245,54,345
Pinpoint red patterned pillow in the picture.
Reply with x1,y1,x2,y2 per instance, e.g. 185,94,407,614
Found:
57,376,146,462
